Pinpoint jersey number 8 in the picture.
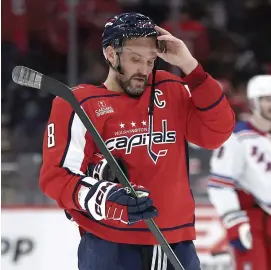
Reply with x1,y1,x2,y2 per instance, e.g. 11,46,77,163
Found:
47,123,55,148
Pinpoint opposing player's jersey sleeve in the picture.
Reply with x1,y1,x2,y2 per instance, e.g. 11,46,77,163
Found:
39,95,98,211
208,133,245,216
183,65,235,149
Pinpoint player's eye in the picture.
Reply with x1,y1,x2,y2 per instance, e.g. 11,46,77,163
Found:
131,57,140,63
147,60,154,66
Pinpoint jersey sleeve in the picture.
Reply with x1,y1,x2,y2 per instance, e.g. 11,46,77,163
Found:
39,95,98,211
183,65,235,149
208,133,246,216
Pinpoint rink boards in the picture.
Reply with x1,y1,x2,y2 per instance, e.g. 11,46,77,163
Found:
1,205,234,270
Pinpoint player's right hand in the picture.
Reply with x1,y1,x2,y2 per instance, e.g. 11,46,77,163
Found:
223,211,252,252
84,180,158,225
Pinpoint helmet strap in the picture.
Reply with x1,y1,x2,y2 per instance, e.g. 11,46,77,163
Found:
106,52,123,75
115,52,124,75
105,44,124,75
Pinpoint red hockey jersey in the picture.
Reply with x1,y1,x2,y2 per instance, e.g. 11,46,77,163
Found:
40,65,235,245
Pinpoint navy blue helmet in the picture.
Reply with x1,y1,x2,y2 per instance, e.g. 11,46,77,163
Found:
102,13,160,49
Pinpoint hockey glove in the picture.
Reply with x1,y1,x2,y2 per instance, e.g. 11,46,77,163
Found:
88,153,128,183
223,211,252,252
84,180,158,225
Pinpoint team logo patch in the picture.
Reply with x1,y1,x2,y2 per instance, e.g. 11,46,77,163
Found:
95,100,114,117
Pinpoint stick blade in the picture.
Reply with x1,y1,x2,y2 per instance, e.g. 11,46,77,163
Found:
12,66,43,89
12,66,74,101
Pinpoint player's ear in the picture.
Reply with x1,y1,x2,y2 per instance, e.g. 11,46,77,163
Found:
105,46,117,66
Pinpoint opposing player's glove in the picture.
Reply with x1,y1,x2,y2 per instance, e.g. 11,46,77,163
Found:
84,180,158,225
223,211,252,252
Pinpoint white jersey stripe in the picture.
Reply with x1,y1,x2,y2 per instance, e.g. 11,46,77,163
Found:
62,113,87,174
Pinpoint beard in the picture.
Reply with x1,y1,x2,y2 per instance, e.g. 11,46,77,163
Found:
116,73,148,98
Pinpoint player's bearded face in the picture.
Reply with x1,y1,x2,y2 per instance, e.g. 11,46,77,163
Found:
116,71,148,97
260,96,271,121
115,38,157,97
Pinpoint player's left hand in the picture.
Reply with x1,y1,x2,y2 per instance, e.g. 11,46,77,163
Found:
155,26,198,75
89,153,128,183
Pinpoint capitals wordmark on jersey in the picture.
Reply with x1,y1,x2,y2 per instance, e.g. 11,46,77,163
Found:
104,89,177,164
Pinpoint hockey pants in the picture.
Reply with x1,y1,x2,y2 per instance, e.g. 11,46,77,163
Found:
78,232,201,270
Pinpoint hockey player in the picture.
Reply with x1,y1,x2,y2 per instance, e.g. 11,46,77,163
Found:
40,13,235,270
208,75,271,270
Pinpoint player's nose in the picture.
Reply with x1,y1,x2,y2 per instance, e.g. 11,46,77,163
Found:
137,64,148,76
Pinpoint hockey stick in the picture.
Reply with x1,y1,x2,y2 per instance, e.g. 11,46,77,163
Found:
12,66,185,270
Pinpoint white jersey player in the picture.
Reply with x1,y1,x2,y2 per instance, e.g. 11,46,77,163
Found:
208,75,271,270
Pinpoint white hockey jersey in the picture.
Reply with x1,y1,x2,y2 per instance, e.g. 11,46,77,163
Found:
208,121,271,217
